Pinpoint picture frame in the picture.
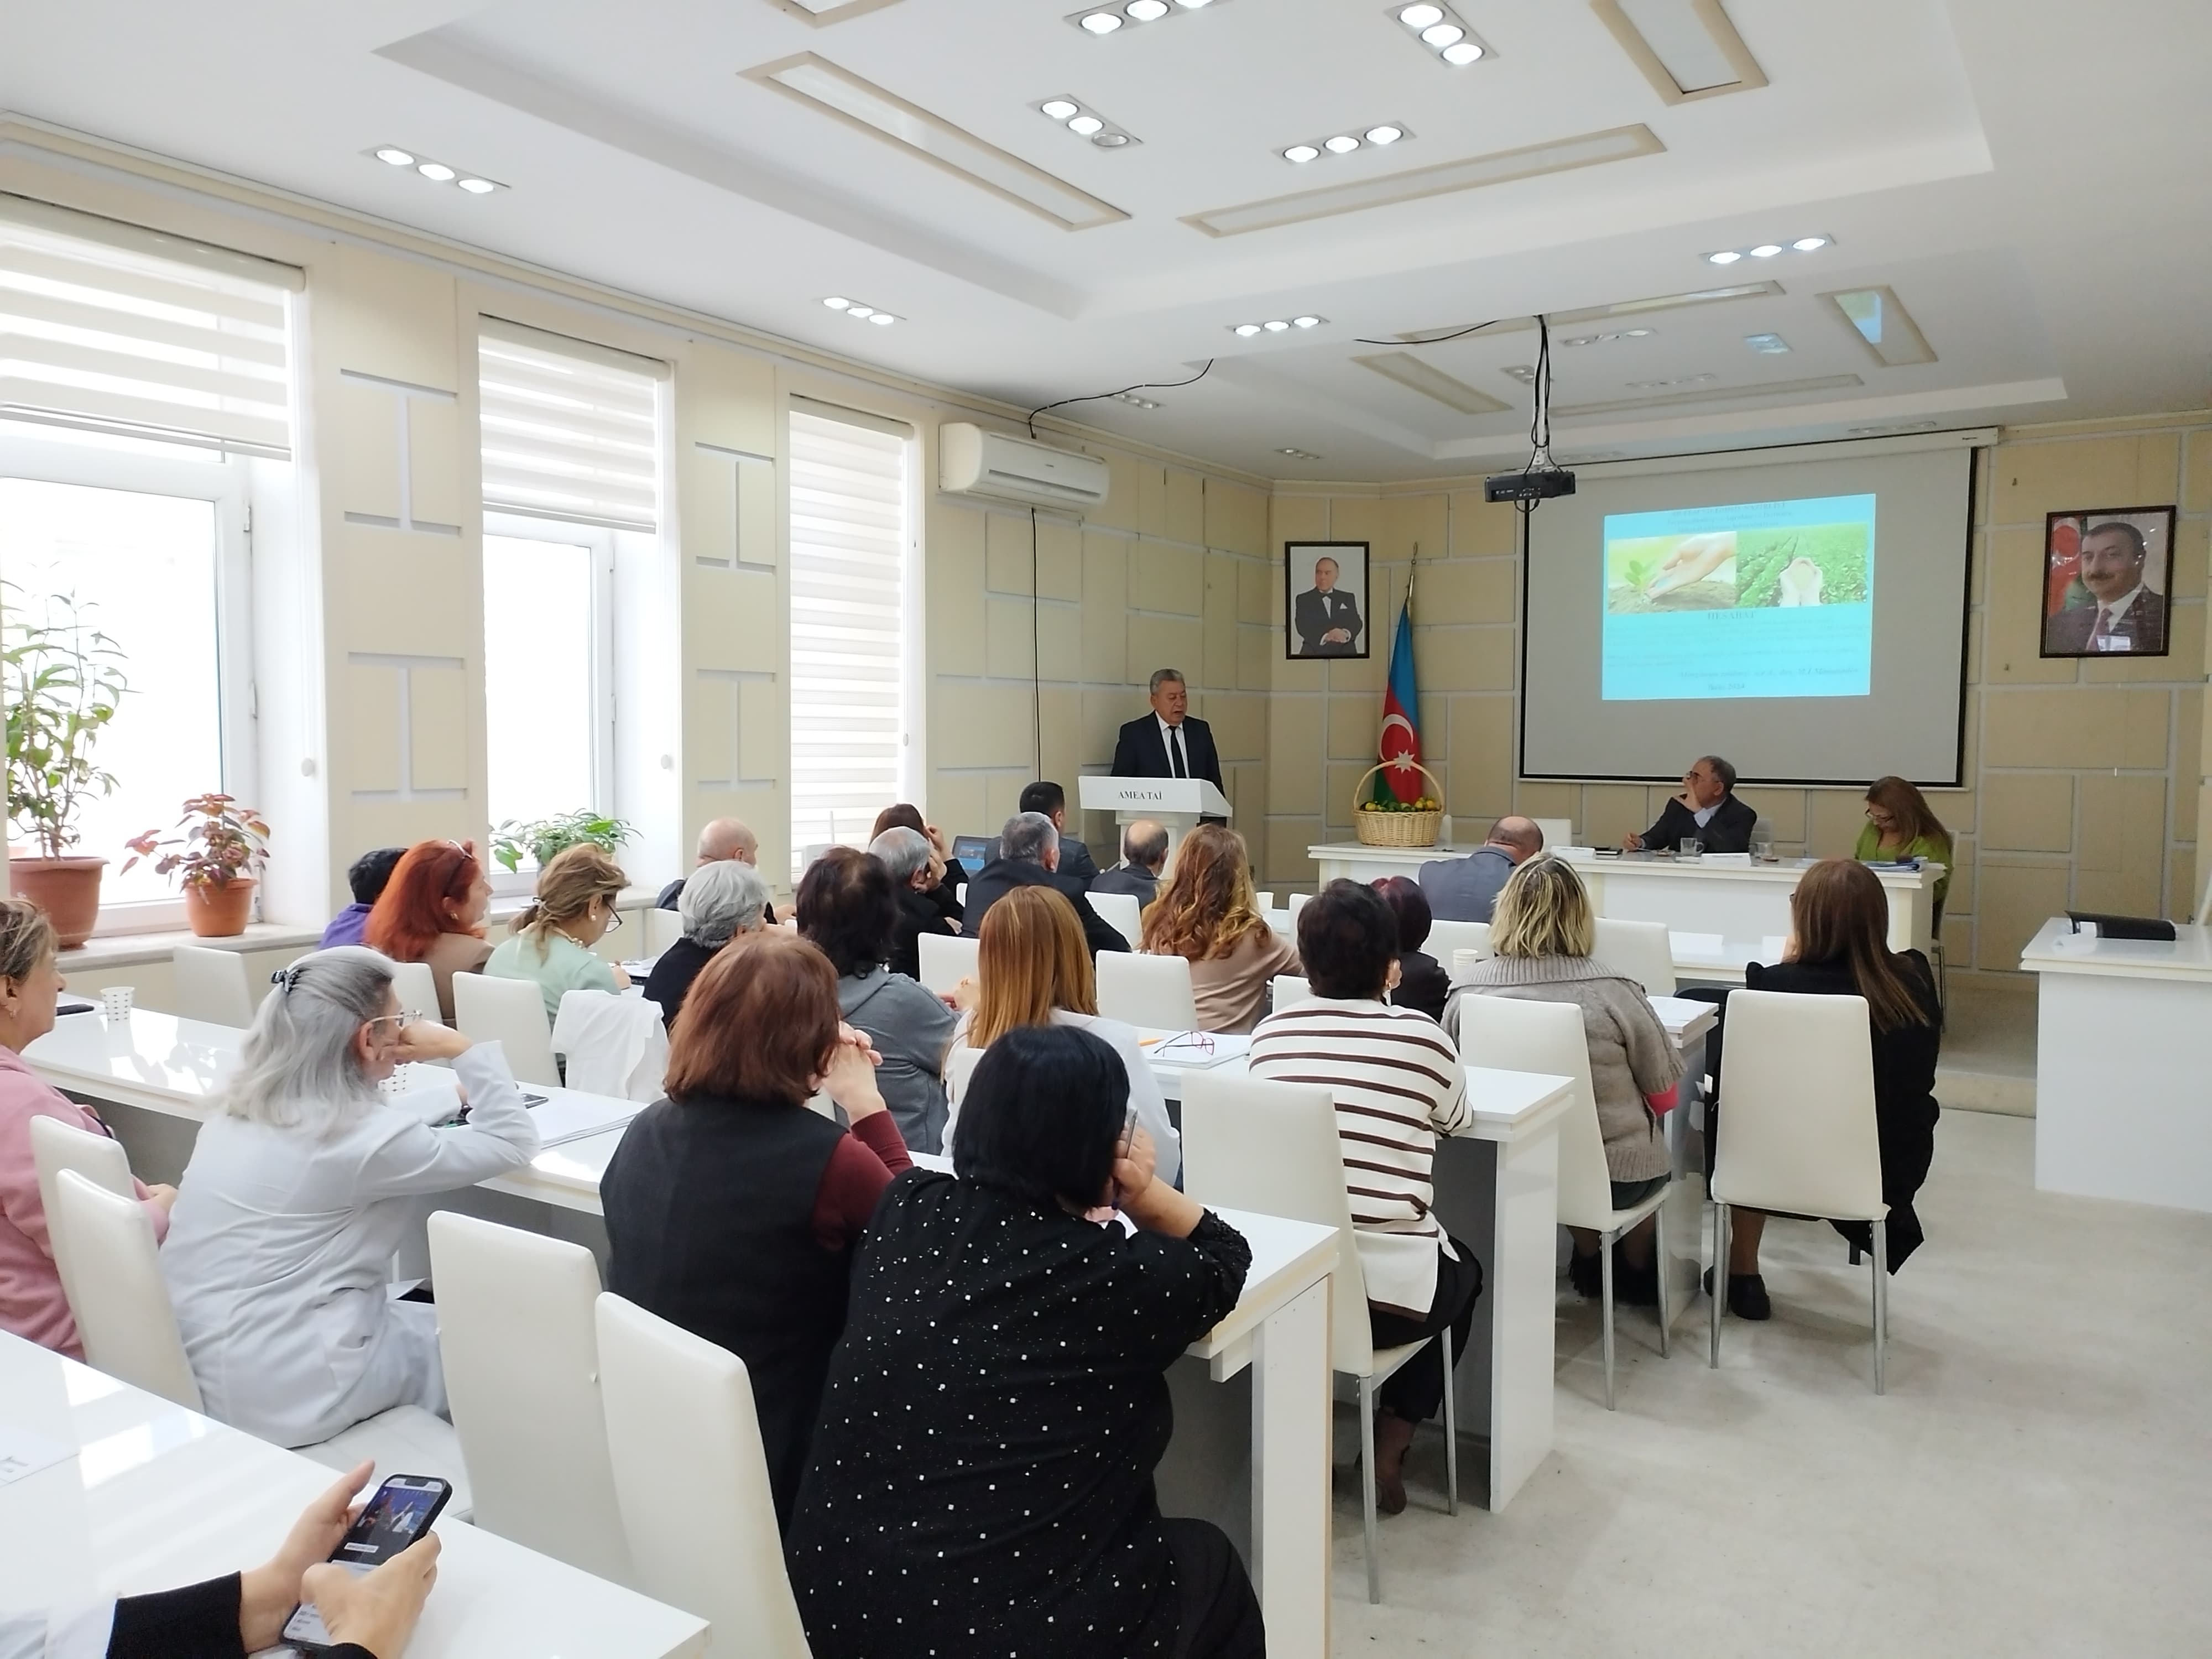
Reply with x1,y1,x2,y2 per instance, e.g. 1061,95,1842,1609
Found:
2039,506,2175,659
1284,539,1371,660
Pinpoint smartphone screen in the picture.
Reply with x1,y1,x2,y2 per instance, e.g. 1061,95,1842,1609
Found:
279,1474,451,1650
1119,1104,1138,1157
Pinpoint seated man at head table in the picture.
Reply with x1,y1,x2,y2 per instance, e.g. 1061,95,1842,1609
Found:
1018,780,1098,894
1089,818,1169,908
1418,815,1543,922
963,811,1130,959
655,816,777,925
1620,754,1757,854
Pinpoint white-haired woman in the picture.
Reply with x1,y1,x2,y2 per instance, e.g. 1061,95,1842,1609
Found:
644,858,771,1030
160,947,539,1448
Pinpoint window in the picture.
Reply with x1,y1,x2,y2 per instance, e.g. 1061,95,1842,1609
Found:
787,405,914,878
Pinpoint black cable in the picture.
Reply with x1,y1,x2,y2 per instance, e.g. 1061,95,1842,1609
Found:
1025,359,1216,437
1030,506,1042,776
1352,317,1506,347
1516,314,1553,520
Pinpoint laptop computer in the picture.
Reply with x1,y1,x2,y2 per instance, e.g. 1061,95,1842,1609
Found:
950,834,995,877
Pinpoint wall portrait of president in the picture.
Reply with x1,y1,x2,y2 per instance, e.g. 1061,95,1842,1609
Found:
2040,506,2174,659
1285,539,1369,660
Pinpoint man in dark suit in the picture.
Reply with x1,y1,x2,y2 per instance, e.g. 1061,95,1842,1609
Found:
2043,521,2169,654
1018,781,1097,893
1623,755,1758,854
1420,816,1542,922
1089,820,1168,908
1293,555,1364,656
963,812,1129,958
1110,669,1223,790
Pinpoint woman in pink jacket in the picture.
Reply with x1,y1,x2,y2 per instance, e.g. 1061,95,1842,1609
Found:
0,897,176,1357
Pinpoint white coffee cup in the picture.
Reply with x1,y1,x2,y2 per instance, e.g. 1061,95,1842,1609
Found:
101,985,135,1020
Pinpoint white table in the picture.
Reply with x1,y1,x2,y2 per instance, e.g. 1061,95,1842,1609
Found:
0,1332,707,1657
2020,917,2212,1213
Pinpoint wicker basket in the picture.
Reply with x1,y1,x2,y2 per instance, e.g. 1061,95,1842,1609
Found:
1352,761,1445,847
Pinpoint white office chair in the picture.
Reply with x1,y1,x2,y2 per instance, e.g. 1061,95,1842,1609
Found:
643,905,685,958
50,1168,203,1410
1090,890,1144,950
451,973,560,1086
2197,870,2212,928
1180,1071,1454,1604
1255,890,1275,914
941,1040,985,1152
596,1294,812,1659
1708,989,1890,1394
1457,997,1670,1408
171,943,254,1026
1531,817,1574,852
383,959,439,1021
1593,917,1676,997
428,1213,631,1585
1270,973,1312,1013
1423,920,1492,970
28,1115,134,1322
1288,891,1311,925
916,932,980,995
1095,952,1199,1030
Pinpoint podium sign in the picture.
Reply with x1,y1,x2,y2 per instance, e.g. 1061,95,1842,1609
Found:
1078,776,1230,856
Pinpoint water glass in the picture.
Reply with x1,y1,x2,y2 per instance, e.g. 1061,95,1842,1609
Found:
1678,837,1703,858
100,985,134,1020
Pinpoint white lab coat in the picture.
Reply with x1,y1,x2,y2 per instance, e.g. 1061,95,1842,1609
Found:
160,1042,539,1448
551,988,668,1101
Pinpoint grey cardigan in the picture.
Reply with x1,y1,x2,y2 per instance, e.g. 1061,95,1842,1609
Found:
838,968,958,1156
1444,954,1682,1182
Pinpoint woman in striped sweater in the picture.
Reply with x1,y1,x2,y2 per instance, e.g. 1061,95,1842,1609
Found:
1248,879,1480,1515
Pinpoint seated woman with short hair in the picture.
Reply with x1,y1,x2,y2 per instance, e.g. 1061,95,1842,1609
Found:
363,839,493,1020
643,858,770,1029
1373,874,1449,1020
483,843,629,1024
786,1024,1259,1659
1138,823,1297,1034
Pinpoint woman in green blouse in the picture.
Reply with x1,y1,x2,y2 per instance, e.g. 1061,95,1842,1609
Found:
1854,776,1953,910
485,842,630,1021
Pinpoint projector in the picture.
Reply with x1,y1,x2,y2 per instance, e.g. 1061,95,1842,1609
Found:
1484,466,1577,504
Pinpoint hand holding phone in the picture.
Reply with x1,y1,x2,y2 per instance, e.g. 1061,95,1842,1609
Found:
281,1474,451,1652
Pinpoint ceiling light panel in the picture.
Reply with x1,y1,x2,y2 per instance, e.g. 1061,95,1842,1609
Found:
1354,353,1512,414
1590,0,1768,103
1390,3,1493,67
1067,0,1234,37
744,55,1128,230
364,146,505,195
1823,286,1937,366
1554,373,1863,418
821,295,901,325
1626,372,1718,388
1706,234,1829,265
1560,327,1655,346
761,0,908,24
1231,315,1327,336
1743,332,1791,354
1391,281,1783,344
1277,447,1323,460
1281,122,1412,164
1034,95,1141,148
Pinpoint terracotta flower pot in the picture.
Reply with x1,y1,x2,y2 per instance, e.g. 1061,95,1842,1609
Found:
8,856,107,949
185,878,257,939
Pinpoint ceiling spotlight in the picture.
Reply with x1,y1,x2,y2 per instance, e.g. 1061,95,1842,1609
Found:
1324,134,1360,154
1292,315,1322,327
1079,11,1122,33
456,177,498,194
1748,243,1783,258
1706,236,1833,265
823,297,852,310
1263,319,1291,332
1708,249,1743,264
1177,0,1216,8
1234,324,1263,336
869,312,896,325
1093,132,1130,147
1041,98,1079,120
1365,125,1404,145
1284,144,1321,163
1399,3,1444,24
1397,2,1488,65
1277,447,1322,460
1421,22,1464,46
847,305,875,319
417,161,456,182
1126,0,1170,18
1037,96,1140,148
374,147,415,167
1624,327,1652,337
1440,41,1483,63
1792,236,1830,252
1285,123,1410,163
1068,114,1104,135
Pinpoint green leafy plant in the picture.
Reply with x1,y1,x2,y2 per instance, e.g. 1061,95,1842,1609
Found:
490,809,636,874
1623,555,1657,595
3,585,131,859
123,794,270,890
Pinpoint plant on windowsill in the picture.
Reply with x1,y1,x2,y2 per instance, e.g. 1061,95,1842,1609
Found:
489,809,636,875
3,585,131,948
123,795,271,940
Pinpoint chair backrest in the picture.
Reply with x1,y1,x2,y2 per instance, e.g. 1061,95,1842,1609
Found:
1593,917,1676,996
50,1169,202,1410
941,1041,986,1141
643,906,685,958
2197,869,2211,928
1089,891,1143,950
1180,1070,1373,1375
427,1213,631,1585
1288,891,1311,924
1254,890,1275,913
451,972,561,1086
594,1293,812,1658
1712,989,1883,1219
1095,952,1199,1030
1271,974,1312,1011
384,959,439,1021
1532,817,1574,851
1455,995,1614,1228
1424,919,1492,969
915,932,980,995
29,1114,134,1316
171,943,254,1026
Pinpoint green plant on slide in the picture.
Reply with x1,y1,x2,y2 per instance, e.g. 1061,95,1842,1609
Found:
1733,522,1870,606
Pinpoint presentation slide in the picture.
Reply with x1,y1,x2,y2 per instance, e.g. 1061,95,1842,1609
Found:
1601,493,1876,701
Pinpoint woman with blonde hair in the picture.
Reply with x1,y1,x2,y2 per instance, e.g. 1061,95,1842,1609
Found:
950,885,1177,1182
1137,824,1297,1034
1855,775,1954,909
484,842,630,1022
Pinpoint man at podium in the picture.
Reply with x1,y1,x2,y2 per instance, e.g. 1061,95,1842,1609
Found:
1110,667,1222,789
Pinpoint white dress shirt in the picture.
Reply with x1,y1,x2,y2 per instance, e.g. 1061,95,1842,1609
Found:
2092,583,2145,649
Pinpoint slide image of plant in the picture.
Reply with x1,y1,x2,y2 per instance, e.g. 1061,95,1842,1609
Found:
1733,521,1870,607
1605,532,1738,613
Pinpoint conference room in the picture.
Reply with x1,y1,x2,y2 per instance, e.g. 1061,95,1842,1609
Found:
2,2,2208,1655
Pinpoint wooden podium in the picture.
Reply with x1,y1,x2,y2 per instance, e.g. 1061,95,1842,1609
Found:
1078,776,1231,858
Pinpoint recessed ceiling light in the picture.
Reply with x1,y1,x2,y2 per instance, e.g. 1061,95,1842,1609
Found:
1093,132,1130,147
1284,144,1320,163
823,296,852,310
1113,392,1161,408
366,145,503,194
456,177,498,194
1263,319,1290,331
1292,315,1322,327
1440,41,1484,64
822,294,904,328
1035,95,1141,149
1394,1,1491,67
1041,98,1079,120
1744,332,1792,354
1399,4,1443,26
1277,446,1323,460
1748,243,1783,258
1705,236,1832,265
1127,0,1170,18
1234,323,1263,336
1067,0,1228,34
1079,11,1121,31
847,305,875,319
869,312,896,325
1282,123,1412,163
374,147,415,166
1365,125,1404,145
418,162,456,182
1068,114,1104,135
1707,249,1742,264
1324,134,1360,154
1421,23,1463,46
1792,236,1829,252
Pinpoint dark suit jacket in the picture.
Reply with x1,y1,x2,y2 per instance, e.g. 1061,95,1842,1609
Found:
1390,950,1451,1021
1640,793,1757,855
963,857,1130,958
1419,846,1516,923
2043,588,2168,655
1053,832,1100,890
1089,864,1161,907
1293,587,1364,655
888,885,959,982
1110,714,1224,791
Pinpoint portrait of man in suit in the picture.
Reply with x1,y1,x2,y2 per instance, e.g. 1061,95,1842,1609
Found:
1286,541,1368,659
2041,509,2173,658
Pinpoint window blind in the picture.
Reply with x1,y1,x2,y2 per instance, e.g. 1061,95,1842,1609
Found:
478,321,662,531
789,407,910,867
0,204,296,457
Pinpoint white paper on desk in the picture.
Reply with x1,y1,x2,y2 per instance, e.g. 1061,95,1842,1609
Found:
0,1422,75,1487
529,1093,643,1147
1146,1032,1251,1070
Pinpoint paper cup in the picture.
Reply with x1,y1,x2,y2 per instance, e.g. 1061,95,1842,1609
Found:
101,985,134,1020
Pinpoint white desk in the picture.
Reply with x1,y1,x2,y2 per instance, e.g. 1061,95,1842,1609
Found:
2020,918,2212,1213
0,1332,706,1657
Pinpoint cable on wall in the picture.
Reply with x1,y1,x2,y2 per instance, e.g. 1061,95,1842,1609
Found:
1025,359,1216,437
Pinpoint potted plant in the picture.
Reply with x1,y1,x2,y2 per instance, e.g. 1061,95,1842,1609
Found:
489,809,636,874
3,586,130,948
124,795,271,938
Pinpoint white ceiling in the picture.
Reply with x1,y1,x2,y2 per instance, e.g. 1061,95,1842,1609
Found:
5,0,2208,480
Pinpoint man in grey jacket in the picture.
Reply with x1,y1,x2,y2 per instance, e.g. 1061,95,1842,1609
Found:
1419,816,1543,922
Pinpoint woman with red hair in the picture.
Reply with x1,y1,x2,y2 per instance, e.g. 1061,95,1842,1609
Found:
364,841,493,1020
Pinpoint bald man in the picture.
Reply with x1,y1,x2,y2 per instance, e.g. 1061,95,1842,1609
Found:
1418,816,1543,923
656,817,776,924
1089,818,1169,907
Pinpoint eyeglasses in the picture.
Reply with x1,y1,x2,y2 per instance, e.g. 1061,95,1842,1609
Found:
603,907,624,933
365,1010,425,1035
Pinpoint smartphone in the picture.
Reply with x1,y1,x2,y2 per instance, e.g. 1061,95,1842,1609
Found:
280,1474,451,1651
1118,1104,1139,1158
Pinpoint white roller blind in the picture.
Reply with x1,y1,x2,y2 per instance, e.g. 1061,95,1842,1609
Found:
789,406,910,868
478,322,662,531
0,205,295,457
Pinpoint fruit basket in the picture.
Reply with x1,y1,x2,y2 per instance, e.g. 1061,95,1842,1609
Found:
1352,762,1444,847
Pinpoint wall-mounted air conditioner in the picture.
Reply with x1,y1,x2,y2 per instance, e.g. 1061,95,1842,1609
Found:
938,422,1110,512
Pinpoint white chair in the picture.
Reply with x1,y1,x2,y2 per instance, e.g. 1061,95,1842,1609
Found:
916,932,980,996
1288,891,1311,925
1090,890,1144,950
1270,973,1312,1012
1095,952,1199,1030
1180,1071,1454,1604
1457,996,1670,1408
596,1293,812,1658
643,905,685,958
1593,917,1676,997
1531,817,1574,851
384,959,439,1021
49,1168,202,1410
941,1041,985,1152
1255,890,1275,913
428,1213,630,1585
1423,920,1492,970
171,943,253,1026
451,972,560,1086
28,1115,134,1322
1708,989,1890,1393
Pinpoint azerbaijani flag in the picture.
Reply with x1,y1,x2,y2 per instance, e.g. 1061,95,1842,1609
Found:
1372,575,1424,804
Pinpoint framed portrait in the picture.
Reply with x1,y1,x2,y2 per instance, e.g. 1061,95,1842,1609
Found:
2040,506,2175,658
1284,540,1370,660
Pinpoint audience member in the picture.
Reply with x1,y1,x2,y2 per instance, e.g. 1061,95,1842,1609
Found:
950,884,1178,1182
1018,780,1099,891
363,839,493,1020
797,847,957,1154
964,811,1129,958
643,859,770,1030
868,826,957,980
1418,816,1542,922
786,1025,1258,1658
655,817,776,925
1447,857,1680,1306
1090,818,1169,907
0,898,175,1358
869,804,963,932
1373,875,1449,1020
321,847,404,948
1138,824,1297,1034
1623,755,1756,853
160,949,538,1447
601,933,909,1526
1855,775,1954,909
484,844,629,1023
